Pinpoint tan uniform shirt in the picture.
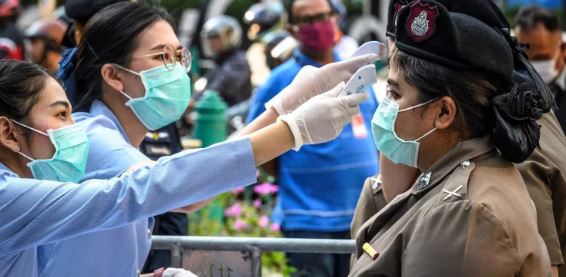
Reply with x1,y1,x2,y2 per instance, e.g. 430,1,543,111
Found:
516,112,566,273
350,136,551,276
351,175,386,240
351,112,566,273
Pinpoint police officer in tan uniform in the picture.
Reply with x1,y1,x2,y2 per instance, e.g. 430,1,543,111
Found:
350,1,552,275
518,111,566,276
351,0,566,275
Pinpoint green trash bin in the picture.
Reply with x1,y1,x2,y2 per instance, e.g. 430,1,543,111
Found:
191,90,228,234
193,90,227,147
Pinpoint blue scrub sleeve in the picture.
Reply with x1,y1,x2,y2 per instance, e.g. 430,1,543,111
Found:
0,138,256,256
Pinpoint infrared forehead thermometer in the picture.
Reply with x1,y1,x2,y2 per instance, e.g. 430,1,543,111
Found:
351,41,387,59
338,64,377,97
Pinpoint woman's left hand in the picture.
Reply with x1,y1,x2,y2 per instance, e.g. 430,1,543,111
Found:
266,54,378,115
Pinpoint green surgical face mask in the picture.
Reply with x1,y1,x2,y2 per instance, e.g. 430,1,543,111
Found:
13,121,90,182
371,97,438,168
114,63,192,131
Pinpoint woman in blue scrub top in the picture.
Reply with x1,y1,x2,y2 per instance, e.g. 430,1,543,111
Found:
0,55,368,277
33,2,377,276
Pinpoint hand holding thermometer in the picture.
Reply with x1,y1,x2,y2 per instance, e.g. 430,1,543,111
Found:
338,64,377,97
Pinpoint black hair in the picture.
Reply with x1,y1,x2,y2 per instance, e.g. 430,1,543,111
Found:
393,49,543,163
393,49,501,140
513,5,560,32
73,2,175,112
285,0,336,24
0,60,49,122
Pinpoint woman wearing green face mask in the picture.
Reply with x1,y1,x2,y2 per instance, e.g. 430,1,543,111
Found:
37,2,378,276
350,1,552,276
0,61,204,277
0,57,369,277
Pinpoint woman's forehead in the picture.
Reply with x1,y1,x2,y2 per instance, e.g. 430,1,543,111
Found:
135,20,181,52
32,78,70,112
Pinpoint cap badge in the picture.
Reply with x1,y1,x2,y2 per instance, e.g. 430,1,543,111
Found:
405,1,439,42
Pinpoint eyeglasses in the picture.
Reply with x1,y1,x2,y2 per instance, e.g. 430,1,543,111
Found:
293,11,335,26
144,45,192,72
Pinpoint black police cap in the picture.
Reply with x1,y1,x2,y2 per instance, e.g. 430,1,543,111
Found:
386,0,509,38
65,0,128,22
394,0,513,85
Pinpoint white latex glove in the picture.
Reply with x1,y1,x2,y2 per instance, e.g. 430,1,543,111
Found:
279,82,369,150
162,268,198,277
266,53,378,115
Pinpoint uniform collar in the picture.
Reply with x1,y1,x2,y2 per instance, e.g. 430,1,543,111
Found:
411,135,495,196
353,135,495,260
292,49,340,67
89,100,130,143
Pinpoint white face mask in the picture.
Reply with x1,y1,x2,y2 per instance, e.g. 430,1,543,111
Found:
531,59,559,84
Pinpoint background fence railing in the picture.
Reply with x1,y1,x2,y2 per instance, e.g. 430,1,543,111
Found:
151,236,356,277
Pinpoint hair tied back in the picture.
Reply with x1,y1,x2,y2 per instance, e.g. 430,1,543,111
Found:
492,82,543,163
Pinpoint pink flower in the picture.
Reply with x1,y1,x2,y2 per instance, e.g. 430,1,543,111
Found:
234,219,248,231
270,223,281,232
258,215,269,228
231,187,244,195
224,202,242,217
253,199,262,208
253,183,279,196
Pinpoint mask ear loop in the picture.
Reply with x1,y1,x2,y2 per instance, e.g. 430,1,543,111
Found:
10,120,49,161
414,127,437,142
112,63,141,76
11,120,49,136
118,90,134,100
111,63,143,101
17,151,34,161
397,98,440,142
399,97,439,112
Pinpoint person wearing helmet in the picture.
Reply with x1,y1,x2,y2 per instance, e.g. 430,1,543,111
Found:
262,30,296,70
244,1,287,42
244,2,296,86
0,0,24,60
25,18,67,74
199,15,252,107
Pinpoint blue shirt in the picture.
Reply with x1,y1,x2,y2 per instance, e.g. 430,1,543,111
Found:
38,100,153,276
0,137,256,277
247,50,379,232
38,100,249,276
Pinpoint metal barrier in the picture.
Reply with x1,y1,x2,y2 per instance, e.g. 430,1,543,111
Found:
151,236,356,277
